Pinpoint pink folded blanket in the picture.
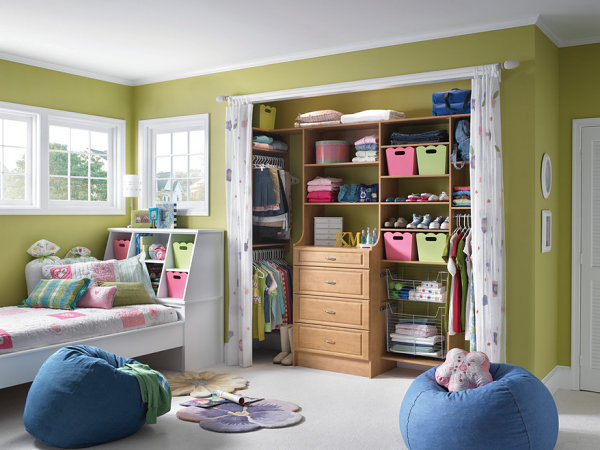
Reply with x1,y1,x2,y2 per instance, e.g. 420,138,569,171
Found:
307,185,340,193
394,324,438,338
307,176,343,186
354,135,378,146
307,191,337,200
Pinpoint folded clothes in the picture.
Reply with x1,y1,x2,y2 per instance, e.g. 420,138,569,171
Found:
389,342,442,356
454,186,470,191
452,190,471,196
294,120,341,127
341,110,405,124
355,135,378,146
253,135,273,144
307,185,340,192
352,156,378,162
355,143,378,151
390,334,443,345
307,198,336,203
307,191,338,199
453,200,471,205
307,176,343,186
252,142,273,150
272,140,288,151
394,323,438,337
355,150,378,157
389,129,449,145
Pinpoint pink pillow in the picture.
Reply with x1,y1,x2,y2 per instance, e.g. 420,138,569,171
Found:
77,285,117,309
435,348,493,392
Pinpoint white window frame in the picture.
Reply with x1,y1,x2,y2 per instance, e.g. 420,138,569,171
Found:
0,101,125,215
138,114,209,216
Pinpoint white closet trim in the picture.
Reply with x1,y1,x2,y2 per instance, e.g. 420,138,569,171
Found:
217,61,519,104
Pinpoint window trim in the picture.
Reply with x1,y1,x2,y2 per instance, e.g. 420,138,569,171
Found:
138,114,210,216
0,101,125,215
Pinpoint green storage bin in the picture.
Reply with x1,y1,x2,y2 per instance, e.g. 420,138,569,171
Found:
173,242,194,269
258,104,276,130
140,236,155,255
416,233,446,263
416,145,448,175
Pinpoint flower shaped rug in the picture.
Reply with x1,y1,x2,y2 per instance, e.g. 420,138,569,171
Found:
164,371,248,397
177,399,303,433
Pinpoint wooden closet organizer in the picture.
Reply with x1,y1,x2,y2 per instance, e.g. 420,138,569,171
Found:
263,114,470,377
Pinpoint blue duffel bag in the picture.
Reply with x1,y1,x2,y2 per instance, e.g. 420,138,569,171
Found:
432,88,471,116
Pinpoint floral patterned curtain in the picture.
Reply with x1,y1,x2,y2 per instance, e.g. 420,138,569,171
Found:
470,65,506,363
224,98,253,367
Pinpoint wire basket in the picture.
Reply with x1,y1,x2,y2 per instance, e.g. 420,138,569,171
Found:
385,303,446,359
385,269,447,303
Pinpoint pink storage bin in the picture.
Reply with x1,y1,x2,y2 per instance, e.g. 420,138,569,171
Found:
386,147,416,176
316,140,349,164
166,271,188,298
113,240,130,260
384,232,416,261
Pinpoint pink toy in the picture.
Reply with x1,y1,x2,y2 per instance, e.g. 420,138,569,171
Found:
435,348,493,392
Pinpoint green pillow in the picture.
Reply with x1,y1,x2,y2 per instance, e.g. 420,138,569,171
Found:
98,282,156,306
22,278,91,310
116,254,156,300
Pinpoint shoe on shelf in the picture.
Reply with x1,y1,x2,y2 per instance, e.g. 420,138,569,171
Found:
439,191,449,201
429,216,444,229
394,217,408,228
406,214,423,229
417,214,432,229
384,217,396,228
385,197,394,202
420,193,432,201
394,197,406,202
428,194,440,202
407,194,420,202
440,216,450,230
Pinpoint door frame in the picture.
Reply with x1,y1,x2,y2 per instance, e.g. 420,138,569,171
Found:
571,117,600,390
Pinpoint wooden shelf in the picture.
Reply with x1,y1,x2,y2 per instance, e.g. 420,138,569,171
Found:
382,260,447,266
253,242,288,248
381,201,450,206
381,174,449,179
380,228,449,233
252,146,289,155
381,142,449,148
252,126,301,135
304,202,378,206
305,162,379,167
380,352,444,367
451,206,471,210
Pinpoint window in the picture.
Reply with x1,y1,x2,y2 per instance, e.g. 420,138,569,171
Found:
0,101,125,215
138,114,209,216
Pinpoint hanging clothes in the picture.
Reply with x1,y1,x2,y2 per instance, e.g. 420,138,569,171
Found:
251,249,293,341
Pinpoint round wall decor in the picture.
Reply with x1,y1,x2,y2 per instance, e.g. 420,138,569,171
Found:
541,153,552,199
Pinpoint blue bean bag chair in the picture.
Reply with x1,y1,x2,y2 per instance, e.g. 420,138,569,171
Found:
24,345,150,448
400,363,558,450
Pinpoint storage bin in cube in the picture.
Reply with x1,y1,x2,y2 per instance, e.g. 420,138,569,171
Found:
166,271,188,298
315,140,349,164
384,232,416,261
173,242,194,269
416,145,448,175
386,147,416,176
416,233,446,263
113,240,130,260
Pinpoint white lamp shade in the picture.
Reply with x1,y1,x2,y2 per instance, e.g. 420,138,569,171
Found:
123,174,141,198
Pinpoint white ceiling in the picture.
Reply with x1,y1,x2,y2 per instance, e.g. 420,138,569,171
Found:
1,0,599,86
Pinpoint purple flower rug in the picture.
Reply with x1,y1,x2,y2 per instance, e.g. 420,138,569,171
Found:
176,399,303,433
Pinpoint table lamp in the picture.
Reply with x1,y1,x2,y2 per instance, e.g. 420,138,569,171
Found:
123,174,141,211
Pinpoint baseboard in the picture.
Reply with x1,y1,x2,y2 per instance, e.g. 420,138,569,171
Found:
542,365,573,394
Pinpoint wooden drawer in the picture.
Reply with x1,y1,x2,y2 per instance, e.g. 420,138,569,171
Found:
295,324,368,360
294,246,369,269
294,267,369,299
294,295,369,329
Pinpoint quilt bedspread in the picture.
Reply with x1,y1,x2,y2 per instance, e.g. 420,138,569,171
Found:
0,304,179,355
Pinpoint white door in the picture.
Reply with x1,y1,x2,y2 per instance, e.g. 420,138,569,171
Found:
580,125,600,392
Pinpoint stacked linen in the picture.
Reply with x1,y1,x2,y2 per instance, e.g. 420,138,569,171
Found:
352,135,379,162
253,135,289,151
341,109,405,124
294,109,343,128
389,129,448,145
452,185,471,206
306,176,342,203
407,281,446,303
390,322,443,356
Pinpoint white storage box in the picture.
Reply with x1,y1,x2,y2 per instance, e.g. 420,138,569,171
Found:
314,217,343,247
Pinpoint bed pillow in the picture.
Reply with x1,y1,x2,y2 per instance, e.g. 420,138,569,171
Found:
43,260,119,283
77,285,118,309
98,282,156,306
296,109,343,123
435,348,493,392
64,246,92,259
116,254,156,299
21,278,91,310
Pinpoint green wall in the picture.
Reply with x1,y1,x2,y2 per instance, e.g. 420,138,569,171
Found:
557,43,600,366
0,60,134,307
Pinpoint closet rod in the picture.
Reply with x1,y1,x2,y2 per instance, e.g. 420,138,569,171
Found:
216,60,519,103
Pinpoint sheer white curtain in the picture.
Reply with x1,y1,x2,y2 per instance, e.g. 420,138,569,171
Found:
470,65,506,363
224,98,253,367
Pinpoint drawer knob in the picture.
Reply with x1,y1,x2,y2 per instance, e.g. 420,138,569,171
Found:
325,257,337,261
324,339,336,344
324,281,337,285
324,309,336,315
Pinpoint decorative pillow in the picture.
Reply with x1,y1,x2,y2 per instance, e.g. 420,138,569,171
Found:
27,239,60,257
296,109,343,123
116,254,156,299
64,246,92,259
43,260,119,283
98,282,156,306
21,278,91,310
435,348,493,392
77,285,118,309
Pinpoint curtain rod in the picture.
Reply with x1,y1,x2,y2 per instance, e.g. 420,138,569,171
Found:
216,60,519,104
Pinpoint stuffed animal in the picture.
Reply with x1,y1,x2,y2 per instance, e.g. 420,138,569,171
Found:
435,348,493,392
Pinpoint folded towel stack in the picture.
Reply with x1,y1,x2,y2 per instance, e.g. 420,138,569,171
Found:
341,110,405,124
352,135,379,162
253,135,289,151
306,176,342,203
452,185,471,206
294,109,343,128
